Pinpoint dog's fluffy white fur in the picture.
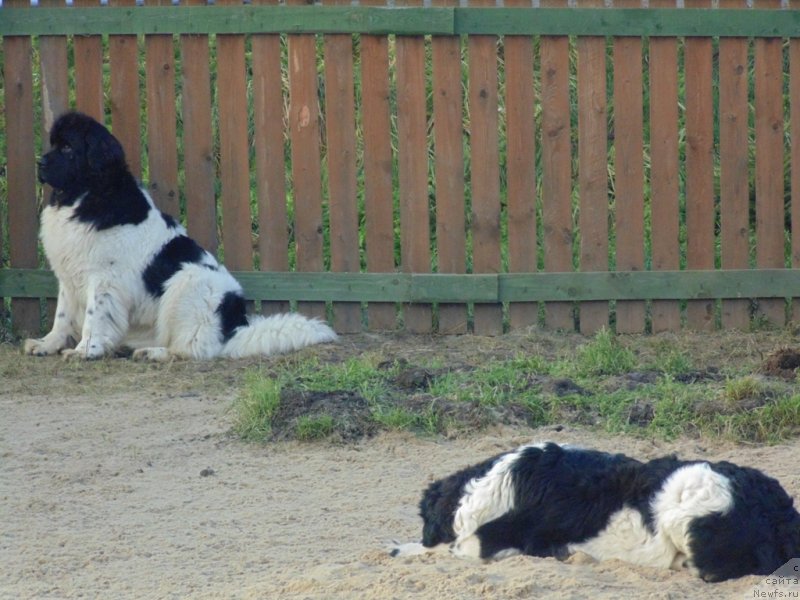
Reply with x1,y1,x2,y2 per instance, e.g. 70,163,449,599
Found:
25,111,336,361
392,442,800,583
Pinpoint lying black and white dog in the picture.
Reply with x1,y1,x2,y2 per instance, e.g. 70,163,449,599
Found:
25,111,336,360
392,442,800,582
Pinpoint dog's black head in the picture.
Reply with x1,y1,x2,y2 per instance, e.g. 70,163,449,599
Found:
419,478,459,547
38,111,150,229
418,453,503,548
38,111,127,202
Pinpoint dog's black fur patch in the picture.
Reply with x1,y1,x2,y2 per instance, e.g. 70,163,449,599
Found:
216,292,249,343
142,235,210,298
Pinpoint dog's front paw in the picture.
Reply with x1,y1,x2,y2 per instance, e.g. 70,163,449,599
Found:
24,338,60,356
451,535,482,559
61,346,105,361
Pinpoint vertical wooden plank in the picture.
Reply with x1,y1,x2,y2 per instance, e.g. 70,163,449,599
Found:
73,0,104,121
754,0,786,326
252,0,289,316
577,0,609,335
395,0,432,333
504,0,537,331
38,0,71,328
432,0,467,334
792,29,800,321
649,0,681,333
360,0,397,331
612,2,645,333
540,26,573,330
719,0,750,330
287,1,326,319
39,0,69,136
144,0,179,217
323,0,361,333
684,0,716,330
181,0,216,254
468,0,502,335
4,0,40,336
216,0,254,275
109,0,142,179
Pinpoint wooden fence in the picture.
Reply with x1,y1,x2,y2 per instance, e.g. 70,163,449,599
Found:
2,2,800,337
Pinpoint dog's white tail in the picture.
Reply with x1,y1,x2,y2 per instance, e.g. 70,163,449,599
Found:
221,313,337,358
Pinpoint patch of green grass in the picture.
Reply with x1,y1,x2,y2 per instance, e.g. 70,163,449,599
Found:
232,373,282,441
722,376,765,404
425,363,535,407
574,328,637,377
646,382,699,439
372,406,422,431
295,415,335,441
289,355,391,403
648,342,693,376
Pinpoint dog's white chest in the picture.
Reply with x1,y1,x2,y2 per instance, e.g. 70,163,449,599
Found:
40,203,98,284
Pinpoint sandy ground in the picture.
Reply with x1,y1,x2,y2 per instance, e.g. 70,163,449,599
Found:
2,374,799,600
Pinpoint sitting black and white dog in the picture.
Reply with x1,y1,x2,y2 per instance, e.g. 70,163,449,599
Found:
25,111,336,360
392,442,800,582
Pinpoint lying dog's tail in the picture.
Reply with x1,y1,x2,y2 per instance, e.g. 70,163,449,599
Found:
221,313,337,358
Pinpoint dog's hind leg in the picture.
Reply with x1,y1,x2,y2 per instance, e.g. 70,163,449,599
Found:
24,285,80,356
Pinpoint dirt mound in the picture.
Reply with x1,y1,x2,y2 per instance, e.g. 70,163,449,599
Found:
271,389,379,442
761,348,800,380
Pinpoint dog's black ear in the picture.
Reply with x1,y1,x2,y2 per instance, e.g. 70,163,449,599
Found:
86,123,126,175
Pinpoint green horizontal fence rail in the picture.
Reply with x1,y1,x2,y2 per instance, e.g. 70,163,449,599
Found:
2,6,800,37
2,269,799,304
